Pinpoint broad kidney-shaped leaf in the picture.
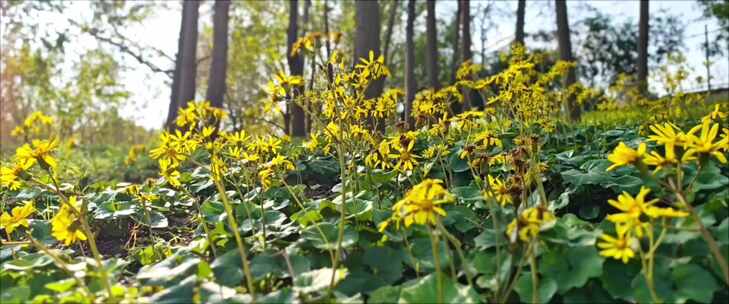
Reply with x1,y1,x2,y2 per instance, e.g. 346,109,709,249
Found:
399,274,479,304
303,222,358,250
671,263,719,304
294,267,348,294
541,246,604,294
514,272,558,303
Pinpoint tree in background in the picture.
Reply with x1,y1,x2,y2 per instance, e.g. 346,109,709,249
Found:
555,0,579,121
206,0,231,110
166,1,200,130
404,0,417,128
638,0,649,94
425,0,440,90
287,0,306,137
382,0,399,66
354,0,383,100
515,0,526,46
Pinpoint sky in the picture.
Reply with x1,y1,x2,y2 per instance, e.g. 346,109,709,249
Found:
13,0,728,130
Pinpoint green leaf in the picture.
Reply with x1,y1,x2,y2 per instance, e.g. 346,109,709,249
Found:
210,250,244,287
259,288,294,303
294,267,348,294
45,278,76,293
30,220,56,246
2,253,53,271
451,185,482,202
694,161,729,191
672,263,719,304
473,229,505,249
448,151,471,173
303,222,358,250
368,286,401,303
0,286,29,304
399,274,479,304
514,272,558,303
541,246,604,294
599,259,640,301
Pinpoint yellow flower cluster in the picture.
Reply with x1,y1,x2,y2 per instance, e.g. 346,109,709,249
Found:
51,196,87,246
506,206,556,243
1,138,60,190
598,187,688,263
10,111,54,139
379,179,454,231
483,175,512,207
365,132,420,173
0,201,35,236
607,116,728,173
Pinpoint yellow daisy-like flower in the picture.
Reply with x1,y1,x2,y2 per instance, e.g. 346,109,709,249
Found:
1,162,31,190
506,207,556,243
597,228,637,263
0,201,35,235
684,120,728,164
259,168,274,190
647,122,686,148
483,175,512,207
606,186,657,223
391,139,419,172
385,179,454,230
51,196,87,246
15,138,60,170
606,142,647,171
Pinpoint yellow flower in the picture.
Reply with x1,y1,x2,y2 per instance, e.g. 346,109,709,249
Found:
483,175,512,207
597,228,637,263
51,196,87,246
386,179,454,230
643,145,678,173
684,120,728,164
15,138,60,170
1,163,31,190
391,139,419,172
606,186,657,224
0,201,35,235
647,122,685,148
606,142,647,171
259,168,274,190
506,207,556,243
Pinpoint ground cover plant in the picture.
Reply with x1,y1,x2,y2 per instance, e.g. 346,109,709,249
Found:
2,42,729,304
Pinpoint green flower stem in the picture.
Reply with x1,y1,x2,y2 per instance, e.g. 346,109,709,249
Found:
282,180,335,264
329,142,348,291
44,172,114,300
529,241,539,304
500,245,530,303
212,178,256,300
436,220,474,289
28,236,94,299
429,228,444,304
180,188,218,258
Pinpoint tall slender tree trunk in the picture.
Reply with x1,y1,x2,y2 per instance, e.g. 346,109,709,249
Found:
302,0,312,135
405,0,416,128
638,0,649,94
450,1,462,114
460,0,478,110
287,0,306,137
555,0,579,121
450,2,461,83
207,0,230,109
515,0,526,46
383,0,399,65
355,0,383,131
178,0,200,112
323,0,333,84
355,0,383,99
426,0,440,90
165,2,186,130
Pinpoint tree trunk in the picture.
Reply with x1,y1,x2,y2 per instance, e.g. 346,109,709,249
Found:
450,1,461,83
178,0,200,112
383,0,399,65
426,0,440,90
206,0,230,109
515,0,526,46
460,0,478,110
355,0,383,99
555,0,579,121
405,0,416,128
323,0,333,84
288,0,306,137
638,0,649,94
165,2,185,130
302,0,312,135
